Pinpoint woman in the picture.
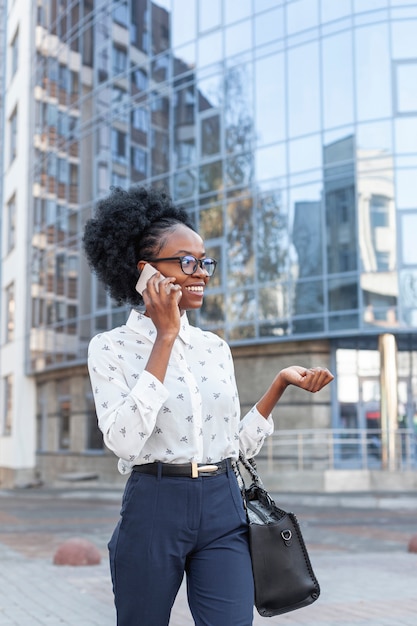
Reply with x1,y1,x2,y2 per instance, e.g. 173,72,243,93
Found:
83,185,333,626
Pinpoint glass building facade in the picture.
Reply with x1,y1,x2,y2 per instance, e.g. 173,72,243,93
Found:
2,0,417,481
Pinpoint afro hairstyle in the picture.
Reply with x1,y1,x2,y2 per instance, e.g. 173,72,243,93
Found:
83,185,194,306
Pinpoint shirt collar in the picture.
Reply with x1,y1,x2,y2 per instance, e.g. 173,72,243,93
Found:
126,309,191,345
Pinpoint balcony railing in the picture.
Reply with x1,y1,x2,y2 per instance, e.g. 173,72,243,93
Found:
258,428,417,471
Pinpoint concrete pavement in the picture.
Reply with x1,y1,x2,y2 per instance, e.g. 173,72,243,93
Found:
0,487,416,625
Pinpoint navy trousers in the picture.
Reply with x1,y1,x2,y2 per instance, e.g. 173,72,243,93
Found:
108,461,254,626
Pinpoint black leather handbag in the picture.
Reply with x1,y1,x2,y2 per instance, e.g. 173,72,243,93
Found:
236,455,320,617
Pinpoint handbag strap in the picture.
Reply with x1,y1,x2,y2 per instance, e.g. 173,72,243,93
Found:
238,452,264,488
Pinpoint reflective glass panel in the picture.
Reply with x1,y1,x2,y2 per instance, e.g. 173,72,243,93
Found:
173,43,196,76
287,42,320,137
258,283,289,320
255,144,286,181
286,0,319,34
322,31,354,129
227,197,254,287
401,213,417,265
199,204,223,239
355,24,391,121
257,189,289,281
198,72,223,111
396,169,417,209
255,7,284,46
199,160,223,194
321,0,351,22
225,20,252,58
396,62,417,114
224,0,251,24
289,135,322,173
292,196,323,279
357,121,392,154
198,31,223,66
227,290,256,321
200,293,225,325
293,277,324,315
328,276,359,311
224,64,253,153
201,114,221,157
353,0,388,10
395,118,417,154
255,54,285,145
172,0,196,46
391,20,417,59
199,0,221,32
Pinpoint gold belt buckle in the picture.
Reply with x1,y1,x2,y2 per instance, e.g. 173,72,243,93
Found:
191,462,219,478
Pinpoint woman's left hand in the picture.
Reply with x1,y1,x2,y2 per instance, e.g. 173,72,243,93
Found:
279,366,334,393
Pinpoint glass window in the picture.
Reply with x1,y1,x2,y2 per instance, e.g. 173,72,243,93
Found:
5,283,15,342
10,27,19,78
198,31,223,67
254,6,284,46
355,24,391,121
395,118,417,154
224,0,251,24
7,195,16,253
322,31,354,129
255,54,285,145
257,189,289,281
132,66,148,91
357,120,392,154
113,0,128,27
353,0,388,10
396,169,417,209
225,20,252,58
289,135,322,173
112,45,127,75
2,375,13,436
174,170,196,199
328,276,358,311
255,144,286,182
199,160,223,194
132,107,149,132
287,42,320,137
286,0,319,35
401,213,417,265
391,20,417,60
321,0,351,22
173,42,196,76
395,62,417,114
199,203,223,239
9,107,18,163
227,197,254,287
199,0,221,33
111,129,127,163
227,290,256,322
131,146,147,174
198,72,223,111
172,0,196,46
201,114,221,157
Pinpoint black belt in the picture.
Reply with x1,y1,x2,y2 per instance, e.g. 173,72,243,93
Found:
132,459,230,478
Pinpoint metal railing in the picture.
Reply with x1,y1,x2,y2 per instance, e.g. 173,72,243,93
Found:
258,428,417,471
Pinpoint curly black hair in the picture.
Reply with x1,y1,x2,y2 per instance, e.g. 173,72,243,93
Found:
83,185,194,306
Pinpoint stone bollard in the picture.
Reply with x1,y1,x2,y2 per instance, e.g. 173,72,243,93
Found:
53,537,101,566
407,535,417,553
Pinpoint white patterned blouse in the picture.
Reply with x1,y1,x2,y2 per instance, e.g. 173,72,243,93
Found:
88,309,274,474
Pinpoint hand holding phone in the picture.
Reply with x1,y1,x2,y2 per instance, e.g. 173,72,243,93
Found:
136,263,163,295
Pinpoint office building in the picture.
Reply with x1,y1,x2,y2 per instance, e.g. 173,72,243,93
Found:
1,0,417,488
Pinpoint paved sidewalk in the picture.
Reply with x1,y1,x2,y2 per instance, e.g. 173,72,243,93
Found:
0,488,416,625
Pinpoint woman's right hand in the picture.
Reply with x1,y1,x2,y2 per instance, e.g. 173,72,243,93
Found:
142,272,182,340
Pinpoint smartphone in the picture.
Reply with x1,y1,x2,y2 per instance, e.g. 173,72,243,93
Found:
136,263,164,295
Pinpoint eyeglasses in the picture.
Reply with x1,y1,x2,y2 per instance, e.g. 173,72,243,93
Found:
146,255,217,276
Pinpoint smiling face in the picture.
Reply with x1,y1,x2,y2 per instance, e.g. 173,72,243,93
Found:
146,223,212,312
